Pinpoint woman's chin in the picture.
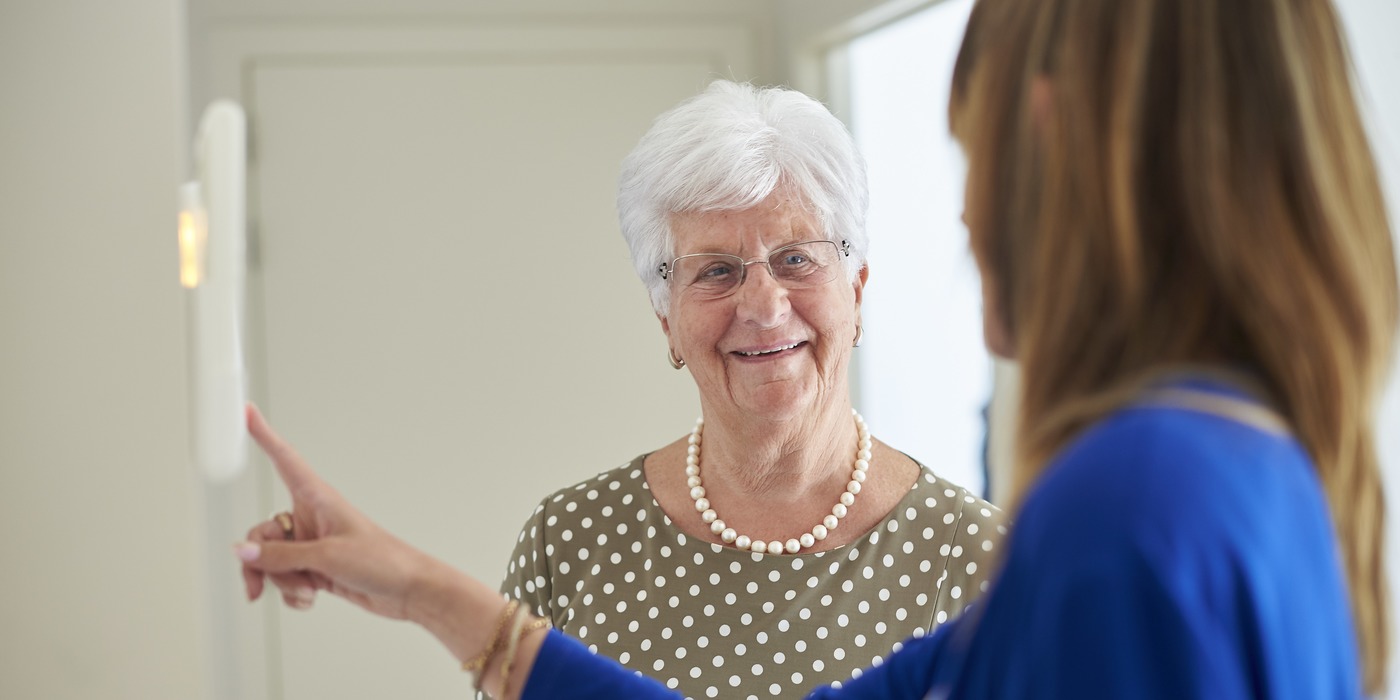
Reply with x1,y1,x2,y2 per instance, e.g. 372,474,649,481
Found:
729,382,821,422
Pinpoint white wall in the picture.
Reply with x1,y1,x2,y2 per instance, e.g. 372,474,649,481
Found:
0,1,208,699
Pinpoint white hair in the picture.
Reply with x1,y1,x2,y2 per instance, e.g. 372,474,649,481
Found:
617,80,870,315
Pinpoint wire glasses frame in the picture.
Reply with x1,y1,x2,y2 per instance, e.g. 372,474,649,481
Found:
657,239,851,300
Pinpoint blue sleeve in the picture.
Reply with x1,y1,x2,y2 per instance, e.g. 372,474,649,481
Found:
523,619,956,700
522,629,679,700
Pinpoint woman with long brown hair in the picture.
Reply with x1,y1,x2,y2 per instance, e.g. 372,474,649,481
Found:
825,0,1397,693
234,0,1395,696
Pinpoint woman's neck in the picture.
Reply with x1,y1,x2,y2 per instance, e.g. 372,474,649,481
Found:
695,400,859,502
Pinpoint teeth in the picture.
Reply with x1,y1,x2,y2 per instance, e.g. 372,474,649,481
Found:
739,343,799,357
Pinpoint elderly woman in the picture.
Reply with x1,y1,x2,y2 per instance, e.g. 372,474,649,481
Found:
495,81,1004,698
238,80,1005,700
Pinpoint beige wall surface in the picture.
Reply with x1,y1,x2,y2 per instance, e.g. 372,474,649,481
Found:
0,1,207,699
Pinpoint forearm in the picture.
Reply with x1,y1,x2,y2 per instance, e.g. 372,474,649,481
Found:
410,560,674,699
409,556,503,662
408,556,544,698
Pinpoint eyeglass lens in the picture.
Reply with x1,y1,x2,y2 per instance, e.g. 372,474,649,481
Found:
671,241,843,299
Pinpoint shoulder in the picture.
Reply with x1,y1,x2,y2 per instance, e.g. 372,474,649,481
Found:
510,455,651,542
541,455,649,506
911,462,1009,536
1010,403,1326,580
501,455,652,598
1032,404,1312,518
953,396,1359,698
906,464,1009,607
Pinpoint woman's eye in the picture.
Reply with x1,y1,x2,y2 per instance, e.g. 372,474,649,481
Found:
699,264,735,279
780,253,810,266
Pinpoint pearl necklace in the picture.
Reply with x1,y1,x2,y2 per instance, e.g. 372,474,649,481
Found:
686,410,872,555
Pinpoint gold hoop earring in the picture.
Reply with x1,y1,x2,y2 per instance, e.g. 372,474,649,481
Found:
668,348,686,369
853,325,863,348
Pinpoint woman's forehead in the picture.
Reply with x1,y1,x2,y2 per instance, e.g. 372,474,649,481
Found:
671,198,821,253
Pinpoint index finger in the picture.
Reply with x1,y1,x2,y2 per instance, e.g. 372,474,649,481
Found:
246,403,321,493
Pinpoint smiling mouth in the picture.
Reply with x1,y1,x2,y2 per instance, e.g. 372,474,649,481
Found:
734,342,804,357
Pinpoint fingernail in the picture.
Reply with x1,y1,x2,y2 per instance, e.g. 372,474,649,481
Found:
234,541,261,562
295,588,316,605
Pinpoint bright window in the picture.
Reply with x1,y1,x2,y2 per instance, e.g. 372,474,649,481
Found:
844,0,992,497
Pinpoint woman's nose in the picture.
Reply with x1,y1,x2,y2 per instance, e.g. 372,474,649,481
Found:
733,263,791,328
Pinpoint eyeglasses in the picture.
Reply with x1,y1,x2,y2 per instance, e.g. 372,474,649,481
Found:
658,239,851,300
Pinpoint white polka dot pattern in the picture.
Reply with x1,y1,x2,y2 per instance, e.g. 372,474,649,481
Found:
496,455,1006,700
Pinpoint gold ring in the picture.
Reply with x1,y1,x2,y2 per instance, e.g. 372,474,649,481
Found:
273,511,295,541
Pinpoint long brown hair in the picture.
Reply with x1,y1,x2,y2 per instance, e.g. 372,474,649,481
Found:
950,0,1397,691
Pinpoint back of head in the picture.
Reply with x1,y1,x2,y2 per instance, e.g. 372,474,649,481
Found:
617,80,869,315
950,0,1397,690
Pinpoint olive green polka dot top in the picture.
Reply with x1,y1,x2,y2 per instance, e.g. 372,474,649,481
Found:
499,454,1007,700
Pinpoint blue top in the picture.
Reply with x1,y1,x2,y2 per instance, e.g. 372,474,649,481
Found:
522,377,1362,699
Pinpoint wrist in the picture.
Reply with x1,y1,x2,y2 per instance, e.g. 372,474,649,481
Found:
407,556,502,663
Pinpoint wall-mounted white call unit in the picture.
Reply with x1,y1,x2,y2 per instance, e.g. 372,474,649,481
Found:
179,101,248,482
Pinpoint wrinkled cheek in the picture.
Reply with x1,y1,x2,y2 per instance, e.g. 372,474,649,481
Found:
816,336,851,391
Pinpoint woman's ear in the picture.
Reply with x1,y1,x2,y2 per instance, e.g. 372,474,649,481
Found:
852,264,869,345
657,311,672,340
658,310,685,366
853,264,869,308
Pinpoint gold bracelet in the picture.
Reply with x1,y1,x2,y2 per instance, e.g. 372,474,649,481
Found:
521,617,551,636
462,599,518,689
500,611,552,699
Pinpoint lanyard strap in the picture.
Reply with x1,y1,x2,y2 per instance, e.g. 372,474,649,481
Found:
1136,387,1290,437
